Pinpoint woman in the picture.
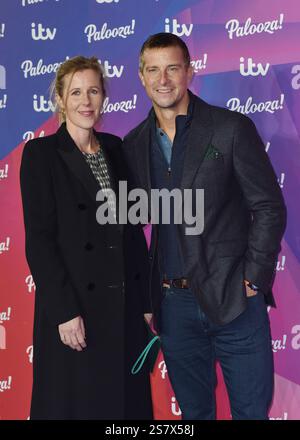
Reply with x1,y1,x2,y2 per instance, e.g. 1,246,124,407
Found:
20,56,152,419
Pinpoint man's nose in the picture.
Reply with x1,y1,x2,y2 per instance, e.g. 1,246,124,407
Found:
159,70,169,85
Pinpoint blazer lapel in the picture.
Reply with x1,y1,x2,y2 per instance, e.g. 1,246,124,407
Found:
130,98,214,222
132,98,213,194
56,123,100,203
133,120,152,201
180,97,214,190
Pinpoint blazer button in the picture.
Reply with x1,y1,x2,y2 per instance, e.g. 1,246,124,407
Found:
149,255,153,260
85,242,94,251
87,282,95,291
78,203,87,210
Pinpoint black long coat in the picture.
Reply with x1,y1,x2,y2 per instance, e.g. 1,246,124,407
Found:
20,123,152,420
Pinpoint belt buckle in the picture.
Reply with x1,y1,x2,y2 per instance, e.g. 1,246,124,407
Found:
172,279,181,289
162,278,188,289
173,278,188,289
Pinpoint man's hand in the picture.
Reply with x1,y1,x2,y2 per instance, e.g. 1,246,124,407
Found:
58,316,87,351
244,280,258,297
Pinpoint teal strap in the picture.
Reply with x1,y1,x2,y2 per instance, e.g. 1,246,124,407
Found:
131,336,160,375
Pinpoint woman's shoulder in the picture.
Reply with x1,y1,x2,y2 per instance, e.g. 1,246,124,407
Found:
24,132,57,149
22,132,58,163
96,131,122,148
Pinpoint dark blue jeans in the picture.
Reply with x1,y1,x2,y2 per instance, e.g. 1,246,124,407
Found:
160,287,274,420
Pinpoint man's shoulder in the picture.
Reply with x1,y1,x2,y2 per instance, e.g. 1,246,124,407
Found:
123,116,150,146
195,95,254,131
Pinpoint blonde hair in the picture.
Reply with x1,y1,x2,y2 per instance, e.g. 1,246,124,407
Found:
50,55,106,123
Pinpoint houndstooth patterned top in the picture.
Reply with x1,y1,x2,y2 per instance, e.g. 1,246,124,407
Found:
82,148,116,218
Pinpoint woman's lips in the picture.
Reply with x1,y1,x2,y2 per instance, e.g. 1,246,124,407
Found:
79,111,94,117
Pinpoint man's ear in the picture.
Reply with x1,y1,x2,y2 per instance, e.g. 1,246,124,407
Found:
187,64,194,84
138,70,145,87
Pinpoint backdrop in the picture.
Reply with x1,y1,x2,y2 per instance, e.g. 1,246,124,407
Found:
0,0,299,420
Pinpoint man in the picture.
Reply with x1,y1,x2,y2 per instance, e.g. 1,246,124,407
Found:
122,33,286,420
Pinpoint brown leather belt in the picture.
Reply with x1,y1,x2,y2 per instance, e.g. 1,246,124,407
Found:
162,278,189,289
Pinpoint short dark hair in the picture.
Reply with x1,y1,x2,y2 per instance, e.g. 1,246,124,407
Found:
139,32,191,71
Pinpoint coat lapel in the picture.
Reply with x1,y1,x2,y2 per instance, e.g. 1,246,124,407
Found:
180,97,214,190
97,133,124,231
56,123,101,203
96,133,118,196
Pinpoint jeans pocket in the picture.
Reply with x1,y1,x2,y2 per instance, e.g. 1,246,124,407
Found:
247,292,270,329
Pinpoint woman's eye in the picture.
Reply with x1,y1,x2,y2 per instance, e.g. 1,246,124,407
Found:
71,90,80,96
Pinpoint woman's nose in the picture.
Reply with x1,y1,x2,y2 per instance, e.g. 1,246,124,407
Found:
82,92,91,105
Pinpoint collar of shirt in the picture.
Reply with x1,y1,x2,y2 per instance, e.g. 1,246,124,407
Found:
149,89,195,140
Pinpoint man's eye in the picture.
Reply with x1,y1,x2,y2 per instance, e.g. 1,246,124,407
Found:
90,89,99,94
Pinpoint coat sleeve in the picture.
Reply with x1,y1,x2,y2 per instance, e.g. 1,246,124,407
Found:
20,141,81,326
232,115,287,293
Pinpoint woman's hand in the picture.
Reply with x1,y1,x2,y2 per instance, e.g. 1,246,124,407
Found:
58,316,87,351
144,313,159,336
144,313,153,326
